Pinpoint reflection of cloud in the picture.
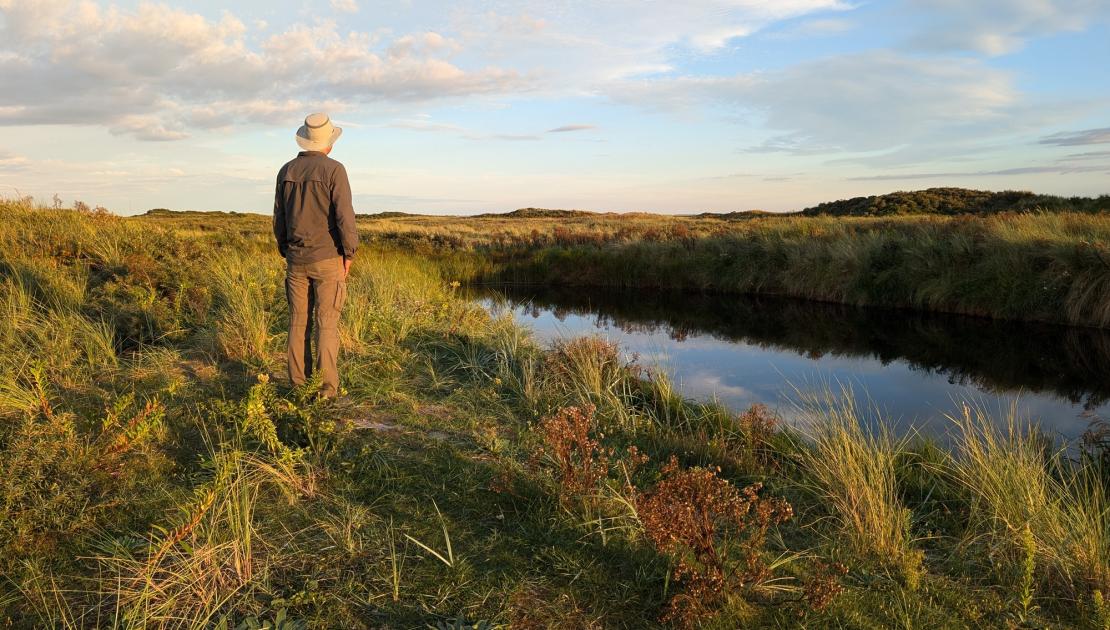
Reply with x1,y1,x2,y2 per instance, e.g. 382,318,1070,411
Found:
632,351,673,367
684,371,756,401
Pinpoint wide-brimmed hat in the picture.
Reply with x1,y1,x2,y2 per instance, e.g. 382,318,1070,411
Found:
296,113,342,151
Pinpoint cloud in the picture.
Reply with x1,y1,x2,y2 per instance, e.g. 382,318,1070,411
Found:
612,51,1020,158
0,1,528,140
904,0,1108,55
0,152,29,172
548,124,596,133
491,134,541,141
1060,150,1110,161
1039,127,1110,146
330,0,359,14
388,119,467,134
354,193,478,207
0,0,856,143
765,17,855,39
387,117,539,141
451,0,850,83
849,163,1110,181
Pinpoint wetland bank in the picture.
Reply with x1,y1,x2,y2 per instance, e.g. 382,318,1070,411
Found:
1,190,1109,628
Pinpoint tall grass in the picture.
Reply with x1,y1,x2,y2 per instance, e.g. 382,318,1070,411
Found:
3,198,1109,627
798,391,924,588
209,252,282,366
423,213,1110,328
950,403,1109,599
140,202,1110,327
545,336,638,427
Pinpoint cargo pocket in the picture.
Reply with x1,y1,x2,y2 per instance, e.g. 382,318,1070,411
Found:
334,281,347,311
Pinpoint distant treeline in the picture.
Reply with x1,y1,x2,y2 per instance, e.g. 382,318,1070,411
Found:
799,187,1110,217
482,189,1110,218
142,187,1110,219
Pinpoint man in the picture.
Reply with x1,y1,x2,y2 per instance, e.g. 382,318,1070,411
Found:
273,112,358,400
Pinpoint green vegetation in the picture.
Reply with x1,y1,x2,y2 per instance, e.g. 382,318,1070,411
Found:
800,187,1110,217
345,199,1110,329
135,187,1110,328
1,195,1108,628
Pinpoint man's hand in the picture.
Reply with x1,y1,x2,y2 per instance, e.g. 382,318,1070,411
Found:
343,257,352,279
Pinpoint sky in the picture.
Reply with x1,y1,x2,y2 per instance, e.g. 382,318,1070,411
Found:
1,0,1108,215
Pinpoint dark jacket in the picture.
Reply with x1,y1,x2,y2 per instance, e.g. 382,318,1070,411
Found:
273,151,358,264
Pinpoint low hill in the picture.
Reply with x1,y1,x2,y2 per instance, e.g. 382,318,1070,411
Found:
482,208,597,219
800,188,1110,217
692,210,775,220
144,208,255,217
359,211,422,219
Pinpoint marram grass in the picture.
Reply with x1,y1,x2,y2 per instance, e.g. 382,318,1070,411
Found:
0,198,1107,628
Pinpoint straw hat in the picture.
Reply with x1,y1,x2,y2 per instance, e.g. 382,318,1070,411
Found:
295,113,342,151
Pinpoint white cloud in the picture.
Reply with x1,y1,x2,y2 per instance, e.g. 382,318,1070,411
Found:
0,1,528,140
548,124,597,133
449,0,850,83
330,0,359,14
386,117,541,141
904,0,1108,55
0,0,856,142
0,152,29,171
850,163,1110,181
766,17,855,39
1040,127,1110,146
611,51,1023,160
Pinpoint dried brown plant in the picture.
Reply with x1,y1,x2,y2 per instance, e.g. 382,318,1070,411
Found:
637,456,793,627
534,404,609,504
803,559,848,613
736,403,780,471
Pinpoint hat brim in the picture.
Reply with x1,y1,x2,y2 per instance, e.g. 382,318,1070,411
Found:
295,125,342,151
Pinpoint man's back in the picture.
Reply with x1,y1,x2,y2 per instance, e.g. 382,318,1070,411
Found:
273,151,358,264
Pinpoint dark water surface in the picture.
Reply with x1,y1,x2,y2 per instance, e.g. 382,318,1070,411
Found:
469,284,1110,440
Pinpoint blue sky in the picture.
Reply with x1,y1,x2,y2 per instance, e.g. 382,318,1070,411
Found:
1,0,1108,214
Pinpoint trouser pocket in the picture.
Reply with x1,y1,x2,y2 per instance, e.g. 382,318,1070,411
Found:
334,281,347,311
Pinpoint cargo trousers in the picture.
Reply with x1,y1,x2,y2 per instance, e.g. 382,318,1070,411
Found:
285,256,347,398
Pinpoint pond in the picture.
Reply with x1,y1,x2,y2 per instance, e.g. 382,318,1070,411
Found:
469,284,1110,441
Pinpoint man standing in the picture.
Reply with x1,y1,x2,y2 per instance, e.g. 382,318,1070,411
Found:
273,113,358,400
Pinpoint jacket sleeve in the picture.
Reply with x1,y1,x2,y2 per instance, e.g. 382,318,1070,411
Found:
332,163,358,258
273,172,288,257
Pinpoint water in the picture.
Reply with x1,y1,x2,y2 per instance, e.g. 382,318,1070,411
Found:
469,284,1110,441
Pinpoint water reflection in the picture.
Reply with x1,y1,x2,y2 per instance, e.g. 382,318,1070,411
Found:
469,284,1110,439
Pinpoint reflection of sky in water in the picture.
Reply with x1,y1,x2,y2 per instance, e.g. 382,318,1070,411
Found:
483,300,1105,441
